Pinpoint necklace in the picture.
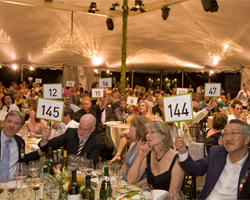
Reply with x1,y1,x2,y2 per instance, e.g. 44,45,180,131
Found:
155,151,166,162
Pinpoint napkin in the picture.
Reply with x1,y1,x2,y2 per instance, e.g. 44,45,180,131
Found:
131,189,168,200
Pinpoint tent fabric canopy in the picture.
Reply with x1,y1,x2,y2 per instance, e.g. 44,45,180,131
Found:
0,0,249,73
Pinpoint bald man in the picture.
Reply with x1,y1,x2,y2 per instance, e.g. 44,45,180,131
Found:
39,114,104,165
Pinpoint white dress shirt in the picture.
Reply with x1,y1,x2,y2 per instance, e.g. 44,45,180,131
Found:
1,104,20,112
66,120,79,129
1,132,19,181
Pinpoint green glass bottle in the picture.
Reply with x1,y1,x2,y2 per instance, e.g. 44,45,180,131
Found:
46,146,56,176
60,149,68,172
68,170,81,200
81,175,95,200
99,166,112,200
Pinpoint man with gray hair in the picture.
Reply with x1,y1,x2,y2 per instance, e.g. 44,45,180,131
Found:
39,114,103,165
175,119,250,199
0,111,40,182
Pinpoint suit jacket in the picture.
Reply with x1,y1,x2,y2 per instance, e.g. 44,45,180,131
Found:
39,128,104,165
105,106,115,122
179,145,250,199
0,132,40,164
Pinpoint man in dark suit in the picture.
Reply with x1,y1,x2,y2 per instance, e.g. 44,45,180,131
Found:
175,119,250,200
39,114,104,165
0,111,40,182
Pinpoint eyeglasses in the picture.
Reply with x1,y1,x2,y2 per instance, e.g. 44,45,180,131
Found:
221,132,244,138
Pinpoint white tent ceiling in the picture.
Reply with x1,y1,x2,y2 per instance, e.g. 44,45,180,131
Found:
0,0,249,72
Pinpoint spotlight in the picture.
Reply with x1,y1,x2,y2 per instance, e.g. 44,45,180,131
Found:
161,6,170,20
12,64,18,70
106,18,114,30
201,0,218,12
110,2,120,10
130,0,146,13
88,2,99,13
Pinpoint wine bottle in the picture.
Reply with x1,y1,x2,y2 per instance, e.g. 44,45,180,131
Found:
68,170,81,200
99,166,112,200
81,175,95,200
46,146,56,175
20,143,25,162
60,149,68,172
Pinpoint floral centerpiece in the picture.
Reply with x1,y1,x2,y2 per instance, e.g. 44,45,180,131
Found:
52,168,97,200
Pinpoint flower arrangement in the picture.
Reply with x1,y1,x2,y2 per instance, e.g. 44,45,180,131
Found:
52,168,97,200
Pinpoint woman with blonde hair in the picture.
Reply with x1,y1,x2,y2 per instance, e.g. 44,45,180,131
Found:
138,99,153,120
127,120,185,194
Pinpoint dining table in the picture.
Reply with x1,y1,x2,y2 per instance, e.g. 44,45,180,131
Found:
0,176,168,200
105,121,130,153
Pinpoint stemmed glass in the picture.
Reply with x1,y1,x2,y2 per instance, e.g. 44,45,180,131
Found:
95,163,102,183
6,178,17,200
27,161,40,200
68,154,78,170
113,163,123,185
141,184,154,200
84,159,94,176
16,162,27,198
78,156,86,177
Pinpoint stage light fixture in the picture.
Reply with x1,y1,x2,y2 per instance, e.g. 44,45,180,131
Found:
130,0,146,13
106,18,114,31
161,6,170,20
110,2,120,10
201,0,218,12
88,2,99,13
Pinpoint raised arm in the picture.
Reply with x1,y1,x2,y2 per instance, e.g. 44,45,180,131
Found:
99,89,108,111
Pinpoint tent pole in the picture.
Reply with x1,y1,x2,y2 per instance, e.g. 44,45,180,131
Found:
182,70,184,88
160,71,163,90
120,0,128,95
131,71,134,89
21,64,23,82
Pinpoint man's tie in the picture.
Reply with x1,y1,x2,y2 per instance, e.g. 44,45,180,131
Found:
75,140,84,158
6,106,10,112
0,139,11,182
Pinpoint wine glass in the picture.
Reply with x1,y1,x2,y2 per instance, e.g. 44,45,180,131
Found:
6,178,18,200
16,162,27,198
168,190,186,200
68,154,78,170
84,159,94,175
46,179,60,200
95,163,102,183
141,184,154,200
28,161,40,200
28,161,39,178
113,163,123,185
78,156,86,177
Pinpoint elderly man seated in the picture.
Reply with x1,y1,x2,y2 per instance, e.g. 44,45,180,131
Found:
39,114,104,165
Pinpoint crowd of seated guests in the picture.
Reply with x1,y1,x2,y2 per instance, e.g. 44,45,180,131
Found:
1,80,250,198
